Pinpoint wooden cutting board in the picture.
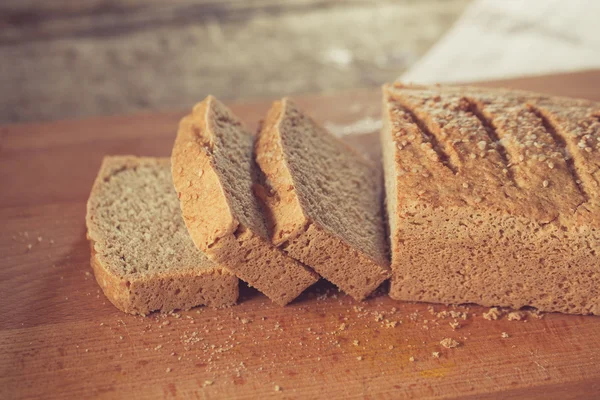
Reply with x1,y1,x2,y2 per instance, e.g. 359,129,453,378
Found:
2,70,600,400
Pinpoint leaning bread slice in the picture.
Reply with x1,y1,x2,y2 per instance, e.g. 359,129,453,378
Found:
382,83,600,315
86,156,238,315
255,99,390,300
172,96,319,306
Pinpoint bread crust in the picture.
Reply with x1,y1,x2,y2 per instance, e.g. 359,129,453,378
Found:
90,241,238,315
382,84,600,315
171,96,318,306
255,99,390,300
86,156,238,315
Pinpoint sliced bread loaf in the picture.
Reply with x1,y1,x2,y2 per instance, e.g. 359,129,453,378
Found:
86,156,238,315
255,99,390,300
382,83,600,315
171,96,319,306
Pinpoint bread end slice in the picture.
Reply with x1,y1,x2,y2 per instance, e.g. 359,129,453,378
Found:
86,156,238,315
382,83,600,315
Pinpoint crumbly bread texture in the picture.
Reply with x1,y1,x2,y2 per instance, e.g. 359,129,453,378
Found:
382,83,600,315
86,156,238,315
255,98,390,300
171,96,319,306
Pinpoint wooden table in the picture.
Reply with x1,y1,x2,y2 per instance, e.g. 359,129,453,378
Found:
2,70,600,399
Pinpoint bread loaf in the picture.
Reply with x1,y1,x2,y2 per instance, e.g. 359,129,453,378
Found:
382,83,600,315
171,96,319,306
86,156,238,315
255,98,390,300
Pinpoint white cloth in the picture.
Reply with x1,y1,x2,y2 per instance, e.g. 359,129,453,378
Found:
401,0,600,84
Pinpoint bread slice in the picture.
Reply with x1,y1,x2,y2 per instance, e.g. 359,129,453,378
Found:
86,156,238,315
382,83,600,315
171,96,319,306
255,98,390,300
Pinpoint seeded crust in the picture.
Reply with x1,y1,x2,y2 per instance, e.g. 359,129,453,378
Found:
86,156,238,315
382,83,600,315
171,96,319,306
255,98,390,300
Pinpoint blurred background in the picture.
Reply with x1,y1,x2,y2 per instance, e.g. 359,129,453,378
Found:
1,0,598,124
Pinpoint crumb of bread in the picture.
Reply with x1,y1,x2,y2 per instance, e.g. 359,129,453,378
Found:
450,311,468,320
529,310,545,319
204,380,213,387
501,332,509,338
357,356,363,361
166,368,172,373
432,352,440,358
449,321,460,330
483,307,503,320
440,338,460,349
409,356,415,362
507,311,526,321
274,385,282,391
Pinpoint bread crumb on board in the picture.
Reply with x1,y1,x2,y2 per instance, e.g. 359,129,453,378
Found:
507,311,526,321
409,356,415,362
274,385,282,392
530,310,545,319
432,352,440,358
440,338,461,349
501,332,510,338
483,307,503,320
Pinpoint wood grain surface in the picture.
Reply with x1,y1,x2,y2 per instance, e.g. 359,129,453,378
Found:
2,71,600,399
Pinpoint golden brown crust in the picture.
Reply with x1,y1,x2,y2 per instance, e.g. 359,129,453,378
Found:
383,84,600,315
172,96,318,306
254,100,306,246
255,98,390,300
